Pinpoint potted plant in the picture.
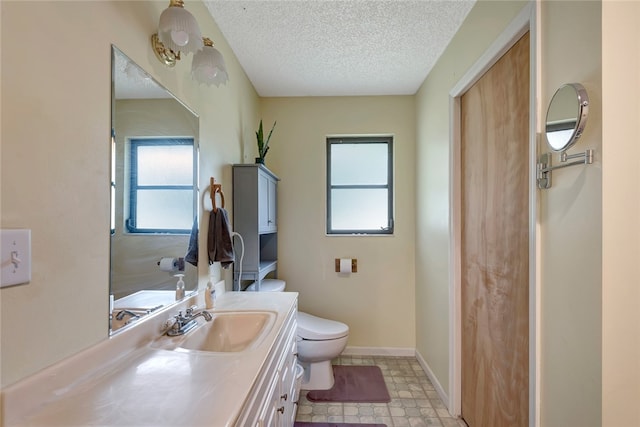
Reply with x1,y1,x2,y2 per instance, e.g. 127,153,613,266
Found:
255,120,276,164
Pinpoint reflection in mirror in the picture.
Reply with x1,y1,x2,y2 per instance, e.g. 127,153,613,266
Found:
545,83,589,152
110,46,199,333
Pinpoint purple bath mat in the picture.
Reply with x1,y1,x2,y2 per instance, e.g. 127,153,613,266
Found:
305,365,391,403
294,424,386,427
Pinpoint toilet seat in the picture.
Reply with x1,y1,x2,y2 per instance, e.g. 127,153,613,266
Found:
297,312,349,340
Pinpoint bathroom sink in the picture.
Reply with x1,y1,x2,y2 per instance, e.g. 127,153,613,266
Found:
155,311,277,353
180,311,276,352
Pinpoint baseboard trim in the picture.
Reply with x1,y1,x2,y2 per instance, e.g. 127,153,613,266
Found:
415,349,450,412
342,346,415,357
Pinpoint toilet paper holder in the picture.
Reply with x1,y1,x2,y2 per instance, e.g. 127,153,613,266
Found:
158,257,185,272
334,258,357,273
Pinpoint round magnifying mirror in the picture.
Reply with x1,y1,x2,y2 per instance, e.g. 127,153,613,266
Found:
545,83,589,152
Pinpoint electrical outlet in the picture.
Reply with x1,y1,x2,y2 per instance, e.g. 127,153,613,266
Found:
1,229,31,288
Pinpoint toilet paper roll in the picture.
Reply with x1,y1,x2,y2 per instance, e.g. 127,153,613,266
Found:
339,258,352,274
159,257,178,272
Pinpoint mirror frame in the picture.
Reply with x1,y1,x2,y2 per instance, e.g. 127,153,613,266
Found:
545,83,589,152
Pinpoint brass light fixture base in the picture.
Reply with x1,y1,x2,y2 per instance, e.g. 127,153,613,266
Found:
151,33,181,67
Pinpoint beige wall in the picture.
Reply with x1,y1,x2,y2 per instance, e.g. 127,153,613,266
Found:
0,0,259,387
602,1,640,426
540,2,602,425
415,0,528,396
415,1,639,426
260,96,416,349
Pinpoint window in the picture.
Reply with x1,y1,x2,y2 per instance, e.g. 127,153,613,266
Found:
127,138,196,234
326,136,394,235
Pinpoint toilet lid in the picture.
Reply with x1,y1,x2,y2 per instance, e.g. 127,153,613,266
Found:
297,311,349,340
246,279,286,292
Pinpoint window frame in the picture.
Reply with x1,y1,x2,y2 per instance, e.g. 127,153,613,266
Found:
110,128,116,235
326,136,394,235
127,137,196,234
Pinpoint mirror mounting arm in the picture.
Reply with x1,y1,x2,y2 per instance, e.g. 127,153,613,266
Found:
561,150,593,164
537,149,594,190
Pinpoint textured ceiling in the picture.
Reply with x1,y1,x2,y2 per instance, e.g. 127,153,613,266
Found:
204,0,476,97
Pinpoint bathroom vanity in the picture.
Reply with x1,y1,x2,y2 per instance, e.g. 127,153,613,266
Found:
1,291,299,427
235,294,300,426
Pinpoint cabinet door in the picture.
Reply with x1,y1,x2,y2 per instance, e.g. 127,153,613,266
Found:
278,328,298,427
258,375,280,427
267,176,277,232
258,172,270,233
258,171,277,233
280,350,297,425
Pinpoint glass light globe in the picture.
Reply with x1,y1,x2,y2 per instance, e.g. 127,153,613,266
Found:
158,2,203,54
192,41,229,87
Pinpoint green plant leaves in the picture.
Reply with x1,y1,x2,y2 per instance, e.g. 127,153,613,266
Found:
256,120,276,159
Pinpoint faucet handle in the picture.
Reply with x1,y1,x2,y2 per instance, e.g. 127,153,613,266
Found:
163,316,178,331
185,305,198,317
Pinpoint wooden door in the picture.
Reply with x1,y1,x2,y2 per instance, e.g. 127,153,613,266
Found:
460,32,530,427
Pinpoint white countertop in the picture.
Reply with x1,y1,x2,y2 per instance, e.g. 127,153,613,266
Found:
2,291,298,427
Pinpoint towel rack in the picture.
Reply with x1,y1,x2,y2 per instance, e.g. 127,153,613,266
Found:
210,177,225,213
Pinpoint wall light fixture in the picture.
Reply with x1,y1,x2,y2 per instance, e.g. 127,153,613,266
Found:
151,0,228,87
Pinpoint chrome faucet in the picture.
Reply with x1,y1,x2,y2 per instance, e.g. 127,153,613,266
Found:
186,306,213,322
165,306,212,336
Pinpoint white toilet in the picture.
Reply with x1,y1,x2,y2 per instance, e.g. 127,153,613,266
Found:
246,279,349,390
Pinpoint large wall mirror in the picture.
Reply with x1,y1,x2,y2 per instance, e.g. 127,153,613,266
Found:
110,46,199,333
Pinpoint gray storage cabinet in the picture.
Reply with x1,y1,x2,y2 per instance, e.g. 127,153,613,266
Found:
232,164,280,291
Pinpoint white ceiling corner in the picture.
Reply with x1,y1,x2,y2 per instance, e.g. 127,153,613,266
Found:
204,0,477,97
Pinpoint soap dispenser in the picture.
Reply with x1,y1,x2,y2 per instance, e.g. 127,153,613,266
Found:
205,280,216,309
175,274,185,300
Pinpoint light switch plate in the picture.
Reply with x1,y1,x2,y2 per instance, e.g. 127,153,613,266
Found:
1,229,31,288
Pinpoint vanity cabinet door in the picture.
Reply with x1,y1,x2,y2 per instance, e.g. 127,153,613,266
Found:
279,336,298,426
258,375,279,427
259,330,296,427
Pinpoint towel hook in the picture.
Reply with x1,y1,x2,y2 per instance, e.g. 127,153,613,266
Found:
210,177,225,213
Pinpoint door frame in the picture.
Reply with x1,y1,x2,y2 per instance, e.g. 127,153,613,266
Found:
448,2,540,426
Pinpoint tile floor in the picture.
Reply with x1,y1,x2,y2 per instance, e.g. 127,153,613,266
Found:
295,355,467,427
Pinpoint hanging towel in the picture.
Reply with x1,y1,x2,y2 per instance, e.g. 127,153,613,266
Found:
184,216,198,266
207,207,235,268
